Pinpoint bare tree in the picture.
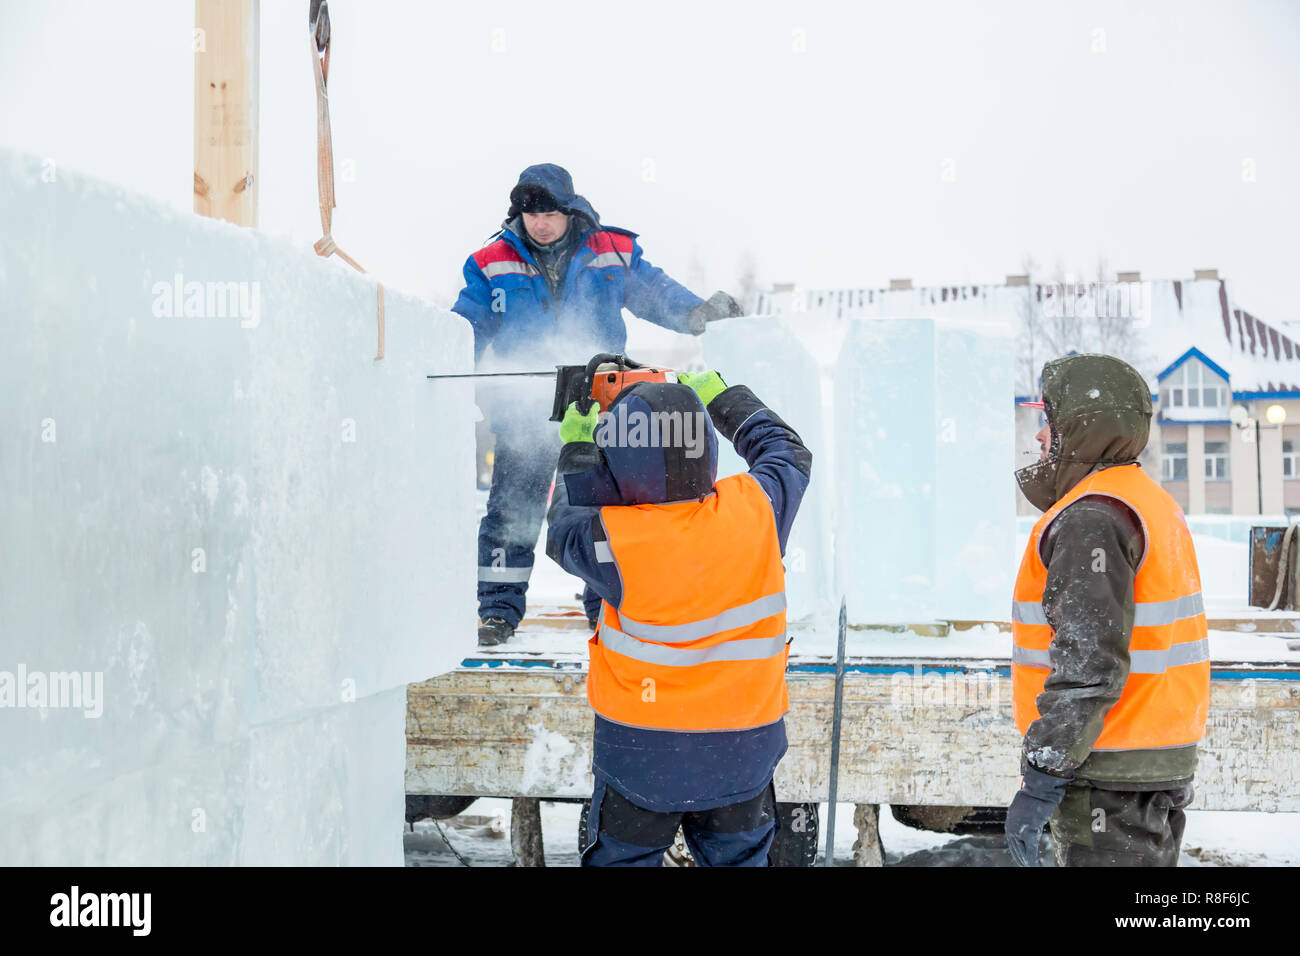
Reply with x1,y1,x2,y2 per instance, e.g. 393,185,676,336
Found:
1017,253,1153,392
685,246,709,298
735,249,759,314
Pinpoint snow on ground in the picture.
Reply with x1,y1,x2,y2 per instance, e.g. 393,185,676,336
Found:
404,799,1300,867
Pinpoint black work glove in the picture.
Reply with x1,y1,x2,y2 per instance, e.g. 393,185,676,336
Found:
685,291,744,335
1005,763,1073,867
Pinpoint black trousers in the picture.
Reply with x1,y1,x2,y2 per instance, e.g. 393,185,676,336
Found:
1050,781,1194,867
582,780,779,867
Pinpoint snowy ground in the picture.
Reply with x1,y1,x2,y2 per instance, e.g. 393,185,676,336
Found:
404,798,1300,867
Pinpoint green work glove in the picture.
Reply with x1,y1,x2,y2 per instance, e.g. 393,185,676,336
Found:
677,370,728,407
559,401,600,444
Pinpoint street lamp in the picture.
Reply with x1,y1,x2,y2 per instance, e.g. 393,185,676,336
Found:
1232,403,1288,514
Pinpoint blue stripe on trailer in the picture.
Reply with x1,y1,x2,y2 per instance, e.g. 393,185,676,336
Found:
789,663,1000,676
460,658,1300,679
1210,668,1300,681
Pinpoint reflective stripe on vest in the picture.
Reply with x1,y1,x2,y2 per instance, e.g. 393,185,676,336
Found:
599,622,787,668
617,592,786,643
1012,637,1210,674
1011,463,1210,753
1012,592,1205,628
587,472,790,732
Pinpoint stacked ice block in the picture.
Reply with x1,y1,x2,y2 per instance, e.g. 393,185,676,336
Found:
0,150,476,864
707,311,1015,626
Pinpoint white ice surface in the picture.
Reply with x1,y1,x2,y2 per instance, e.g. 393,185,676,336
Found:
705,317,836,620
835,317,1016,624
0,150,476,864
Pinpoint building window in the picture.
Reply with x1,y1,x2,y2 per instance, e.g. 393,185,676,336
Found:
1165,360,1227,414
1285,441,1300,480
1204,441,1230,481
1163,441,1188,480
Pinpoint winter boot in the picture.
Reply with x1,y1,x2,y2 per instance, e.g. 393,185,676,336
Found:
477,617,515,647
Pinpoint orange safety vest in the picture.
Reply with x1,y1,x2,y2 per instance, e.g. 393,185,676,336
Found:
588,473,789,732
1012,464,1210,752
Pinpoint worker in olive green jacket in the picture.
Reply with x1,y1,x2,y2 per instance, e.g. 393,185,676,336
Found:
1007,353,1210,866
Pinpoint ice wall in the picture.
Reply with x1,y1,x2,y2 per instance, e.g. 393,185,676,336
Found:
706,313,1014,625
0,150,476,864
705,318,835,620
835,317,1016,622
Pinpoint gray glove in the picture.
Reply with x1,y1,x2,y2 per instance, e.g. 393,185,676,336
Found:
1005,763,1073,866
685,291,744,335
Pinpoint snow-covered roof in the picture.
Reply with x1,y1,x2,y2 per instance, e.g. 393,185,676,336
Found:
756,277,1299,397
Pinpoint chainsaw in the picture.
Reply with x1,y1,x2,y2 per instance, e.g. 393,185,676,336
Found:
427,352,676,422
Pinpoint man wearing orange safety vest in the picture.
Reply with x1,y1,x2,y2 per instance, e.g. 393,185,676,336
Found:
546,369,811,866
1007,353,1210,867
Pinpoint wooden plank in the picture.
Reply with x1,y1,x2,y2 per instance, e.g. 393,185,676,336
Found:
406,667,1300,811
194,0,259,226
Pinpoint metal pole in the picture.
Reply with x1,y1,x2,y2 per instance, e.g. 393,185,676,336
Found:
823,598,848,866
1257,417,1263,515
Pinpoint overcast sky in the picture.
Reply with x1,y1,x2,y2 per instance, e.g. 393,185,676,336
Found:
2,0,1297,319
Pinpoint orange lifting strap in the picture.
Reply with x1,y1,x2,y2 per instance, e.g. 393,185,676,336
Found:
310,0,385,360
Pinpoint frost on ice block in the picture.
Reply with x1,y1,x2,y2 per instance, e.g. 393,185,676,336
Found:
0,150,475,864
705,317,834,620
834,317,1014,623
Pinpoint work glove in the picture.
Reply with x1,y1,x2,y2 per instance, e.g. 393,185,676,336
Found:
684,291,744,335
677,370,728,408
1005,763,1073,867
559,400,600,444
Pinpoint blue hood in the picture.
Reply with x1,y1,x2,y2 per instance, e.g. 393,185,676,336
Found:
566,383,720,507
506,163,601,228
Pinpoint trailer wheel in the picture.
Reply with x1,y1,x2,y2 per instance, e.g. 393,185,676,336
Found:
769,802,819,866
406,794,478,824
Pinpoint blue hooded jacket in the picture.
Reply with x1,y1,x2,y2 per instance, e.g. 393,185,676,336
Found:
546,381,813,812
451,164,704,369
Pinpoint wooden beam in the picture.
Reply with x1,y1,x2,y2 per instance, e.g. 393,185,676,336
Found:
194,0,259,226
406,667,1300,812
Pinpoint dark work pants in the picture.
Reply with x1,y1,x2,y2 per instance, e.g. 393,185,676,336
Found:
477,425,599,626
1050,781,1194,867
581,779,779,867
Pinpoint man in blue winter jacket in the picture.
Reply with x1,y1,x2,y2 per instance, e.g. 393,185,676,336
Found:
452,164,741,646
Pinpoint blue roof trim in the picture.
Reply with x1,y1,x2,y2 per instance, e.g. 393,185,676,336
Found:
1157,347,1232,384
1234,390,1300,400
1156,418,1233,426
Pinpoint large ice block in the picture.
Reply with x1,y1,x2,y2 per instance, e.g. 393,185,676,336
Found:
0,150,475,864
834,317,1015,623
704,318,835,621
